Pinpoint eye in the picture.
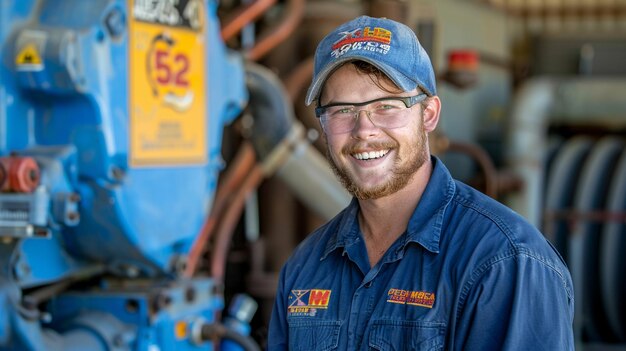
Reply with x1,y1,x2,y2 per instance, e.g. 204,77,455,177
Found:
373,100,403,114
327,106,355,117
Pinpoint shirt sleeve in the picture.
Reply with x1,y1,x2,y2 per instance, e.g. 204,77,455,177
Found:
267,266,288,350
452,252,575,351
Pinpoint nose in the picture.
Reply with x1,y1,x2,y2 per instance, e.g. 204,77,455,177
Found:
351,109,380,137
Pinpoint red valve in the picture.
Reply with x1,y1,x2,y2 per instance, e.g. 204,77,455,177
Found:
448,49,479,72
444,49,479,89
0,156,40,193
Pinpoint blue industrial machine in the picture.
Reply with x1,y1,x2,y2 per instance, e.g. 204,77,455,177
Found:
0,0,263,349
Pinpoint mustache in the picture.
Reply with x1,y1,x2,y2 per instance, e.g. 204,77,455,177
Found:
342,141,398,155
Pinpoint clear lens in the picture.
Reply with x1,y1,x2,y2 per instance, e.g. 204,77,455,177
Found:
320,99,413,134
325,105,356,117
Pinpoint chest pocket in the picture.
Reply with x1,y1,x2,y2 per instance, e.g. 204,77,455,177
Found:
368,319,446,351
288,319,342,351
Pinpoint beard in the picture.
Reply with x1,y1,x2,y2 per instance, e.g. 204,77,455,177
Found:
327,126,429,200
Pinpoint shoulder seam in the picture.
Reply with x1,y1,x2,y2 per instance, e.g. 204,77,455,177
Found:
452,190,520,247
455,249,574,322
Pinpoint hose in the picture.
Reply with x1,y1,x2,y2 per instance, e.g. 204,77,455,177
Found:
201,323,261,351
244,62,294,159
221,0,277,42
184,141,257,277
246,0,305,61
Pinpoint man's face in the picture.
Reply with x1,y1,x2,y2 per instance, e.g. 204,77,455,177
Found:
320,64,430,200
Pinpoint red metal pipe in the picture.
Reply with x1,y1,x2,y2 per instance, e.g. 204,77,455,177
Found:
446,140,499,198
221,0,277,42
184,142,257,277
210,164,265,282
246,0,306,61
544,210,626,224
283,56,314,103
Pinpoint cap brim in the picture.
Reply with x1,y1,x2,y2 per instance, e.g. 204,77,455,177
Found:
304,56,419,106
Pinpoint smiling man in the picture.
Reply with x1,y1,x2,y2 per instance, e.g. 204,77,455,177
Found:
268,16,574,350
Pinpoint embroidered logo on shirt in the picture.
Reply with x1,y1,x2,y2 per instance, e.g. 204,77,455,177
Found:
288,289,332,317
387,288,435,308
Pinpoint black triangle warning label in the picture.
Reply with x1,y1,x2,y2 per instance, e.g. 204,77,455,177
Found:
16,43,43,68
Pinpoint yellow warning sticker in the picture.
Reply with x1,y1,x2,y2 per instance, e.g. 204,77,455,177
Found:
129,0,208,167
16,43,43,71
174,320,188,339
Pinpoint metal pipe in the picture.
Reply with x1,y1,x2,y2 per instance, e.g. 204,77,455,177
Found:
201,322,260,351
447,140,499,198
245,62,350,219
368,0,408,23
246,0,306,61
54,330,107,351
510,6,626,18
269,124,351,220
210,164,264,282
221,0,277,42
283,56,314,103
475,1,626,18
185,142,257,277
504,78,626,227
244,62,293,158
544,210,626,226
503,78,556,227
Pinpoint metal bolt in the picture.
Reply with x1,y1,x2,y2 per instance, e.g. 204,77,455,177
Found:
170,255,187,274
14,261,31,280
185,287,196,303
125,299,140,314
112,334,125,347
124,265,140,278
69,193,81,202
40,312,52,323
105,7,126,39
110,166,125,181
152,292,172,313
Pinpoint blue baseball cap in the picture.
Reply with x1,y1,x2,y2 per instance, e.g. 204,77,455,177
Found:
305,16,437,106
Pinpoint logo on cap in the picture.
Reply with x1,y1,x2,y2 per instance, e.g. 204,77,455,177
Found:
330,26,392,59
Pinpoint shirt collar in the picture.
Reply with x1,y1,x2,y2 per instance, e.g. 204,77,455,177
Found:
321,197,361,260
321,156,456,259
404,156,456,254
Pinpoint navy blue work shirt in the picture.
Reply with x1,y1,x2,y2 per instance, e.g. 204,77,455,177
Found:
268,157,574,350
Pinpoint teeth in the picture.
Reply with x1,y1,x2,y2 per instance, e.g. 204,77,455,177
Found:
353,149,389,160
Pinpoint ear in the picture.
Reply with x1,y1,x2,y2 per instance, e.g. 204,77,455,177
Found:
422,96,441,133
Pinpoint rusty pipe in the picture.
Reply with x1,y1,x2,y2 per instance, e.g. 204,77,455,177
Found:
210,164,265,282
283,56,314,103
184,142,257,277
221,0,277,42
446,140,499,198
213,142,258,214
246,0,306,61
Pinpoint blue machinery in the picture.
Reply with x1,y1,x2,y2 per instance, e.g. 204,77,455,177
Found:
0,0,344,349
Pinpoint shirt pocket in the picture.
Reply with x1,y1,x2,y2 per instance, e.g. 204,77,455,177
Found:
368,319,446,351
288,319,342,351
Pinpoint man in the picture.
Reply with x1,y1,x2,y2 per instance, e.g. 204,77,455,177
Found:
268,16,574,350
